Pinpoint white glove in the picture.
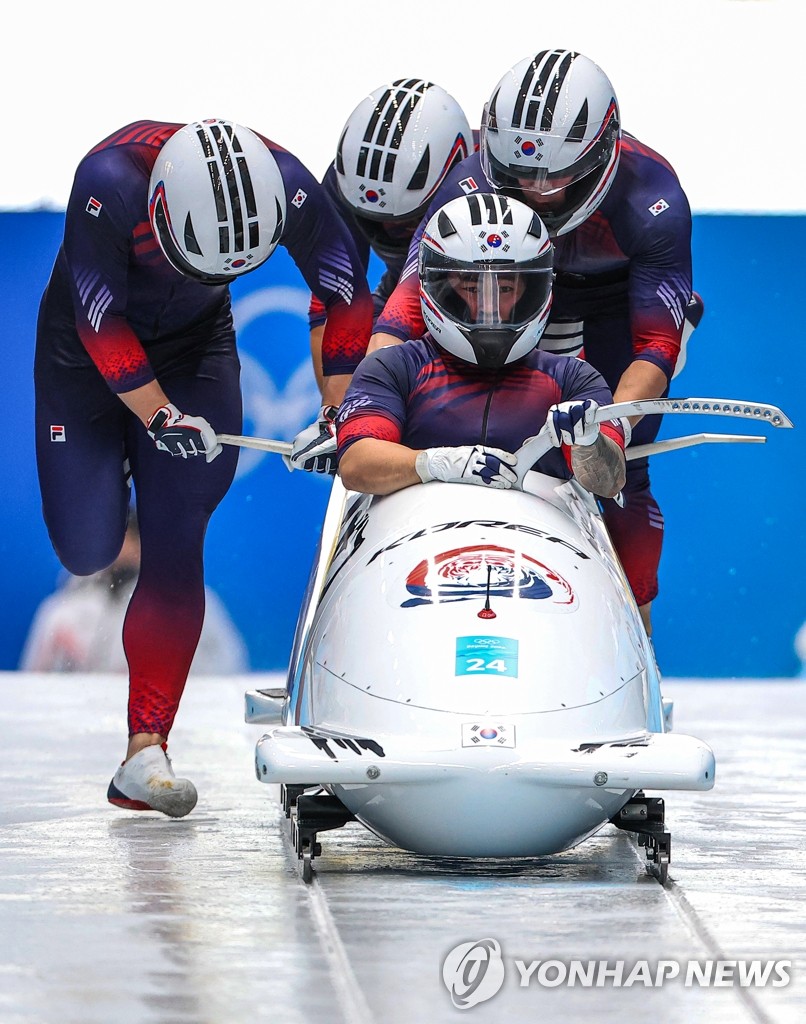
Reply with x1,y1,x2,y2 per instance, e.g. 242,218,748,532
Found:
284,406,338,474
547,400,600,447
415,445,518,489
146,403,222,463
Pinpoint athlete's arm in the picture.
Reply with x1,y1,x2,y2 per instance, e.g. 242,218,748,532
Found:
321,374,354,409
117,380,171,425
273,148,373,402
63,151,157,396
554,358,626,496
308,165,373,395
570,434,625,497
339,437,421,494
620,149,694,418
368,245,423,354
612,359,669,425
335,346,417,489
308,323,325,394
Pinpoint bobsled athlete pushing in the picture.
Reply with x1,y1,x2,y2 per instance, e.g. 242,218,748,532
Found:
235,195,792,883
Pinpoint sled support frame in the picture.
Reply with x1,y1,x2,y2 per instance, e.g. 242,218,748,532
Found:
281,784,356,883
610,791,671,884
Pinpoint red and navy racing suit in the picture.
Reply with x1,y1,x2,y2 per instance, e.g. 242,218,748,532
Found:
336,337,625,479
34,120,372,738
371,133,697,606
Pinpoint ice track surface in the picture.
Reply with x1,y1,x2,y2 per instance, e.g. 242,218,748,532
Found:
1,672,804,1024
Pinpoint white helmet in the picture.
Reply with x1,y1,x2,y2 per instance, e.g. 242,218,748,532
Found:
480,50,621,236
149,119,286,284
419,192,554,369
335,79,472,257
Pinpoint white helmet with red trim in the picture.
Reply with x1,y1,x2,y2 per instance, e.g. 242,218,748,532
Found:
480,50,621,237
334,79,472,258
149,119,286,284
419,192,554,369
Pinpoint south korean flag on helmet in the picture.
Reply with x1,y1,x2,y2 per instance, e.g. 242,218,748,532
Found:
480,50,622,237
334,79,472,259
419,192,554,369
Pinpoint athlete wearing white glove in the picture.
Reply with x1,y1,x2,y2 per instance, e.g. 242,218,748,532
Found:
336,194,626,503
146,403,222,463
546,399,600,448
545,399,625,497
285,406,339,474
415,446,518,488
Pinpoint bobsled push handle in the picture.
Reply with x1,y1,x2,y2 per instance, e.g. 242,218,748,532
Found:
626,433,766,460
217,433,293,456
513,396,793,486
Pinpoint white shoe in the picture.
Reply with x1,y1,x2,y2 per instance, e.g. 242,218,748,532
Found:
107,745,197,818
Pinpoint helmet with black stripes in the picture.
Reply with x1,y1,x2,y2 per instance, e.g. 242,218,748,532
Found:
418,192,554,368
480,50,621,237
148,119,286,284
334,80,472,258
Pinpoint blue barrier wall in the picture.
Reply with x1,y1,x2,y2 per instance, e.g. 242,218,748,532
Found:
2,213,803,677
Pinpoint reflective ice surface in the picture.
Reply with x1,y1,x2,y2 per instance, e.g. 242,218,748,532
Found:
0,673,803,1023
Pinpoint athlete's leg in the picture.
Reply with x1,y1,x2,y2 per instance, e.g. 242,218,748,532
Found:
600,458,664,633
570,312,675,633
34,346,130,575
122,340,242,753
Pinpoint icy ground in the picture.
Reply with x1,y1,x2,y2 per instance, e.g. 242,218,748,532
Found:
0,673,803,1024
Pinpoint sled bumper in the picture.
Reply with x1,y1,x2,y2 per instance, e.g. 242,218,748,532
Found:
254,727,714,792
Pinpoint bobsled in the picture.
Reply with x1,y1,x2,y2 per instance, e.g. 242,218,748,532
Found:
241,397,793,882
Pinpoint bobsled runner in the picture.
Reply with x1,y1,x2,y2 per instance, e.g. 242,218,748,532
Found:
242,397,792,883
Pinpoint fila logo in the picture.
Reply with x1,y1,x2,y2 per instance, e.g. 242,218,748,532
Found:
459,176,479,194
292,189,308,208
86,197,102,217
649,198,670,217
50,425,66,442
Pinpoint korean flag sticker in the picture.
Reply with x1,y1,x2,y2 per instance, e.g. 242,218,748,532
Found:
462,723,516,748
649,198,669,217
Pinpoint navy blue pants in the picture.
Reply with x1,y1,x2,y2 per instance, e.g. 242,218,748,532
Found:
35,326,242,736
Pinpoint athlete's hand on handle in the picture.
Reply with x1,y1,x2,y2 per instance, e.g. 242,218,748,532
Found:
547,399,600,447
415,445,518,489
284,406,339,474
146,403,222,463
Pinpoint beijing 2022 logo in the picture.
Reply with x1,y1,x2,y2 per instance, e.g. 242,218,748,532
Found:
442,938,506,1009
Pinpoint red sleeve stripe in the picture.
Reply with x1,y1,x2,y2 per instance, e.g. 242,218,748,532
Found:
601,421,625,450
337,412,402,452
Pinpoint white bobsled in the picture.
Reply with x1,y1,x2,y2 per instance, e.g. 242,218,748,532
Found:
243,397,792,881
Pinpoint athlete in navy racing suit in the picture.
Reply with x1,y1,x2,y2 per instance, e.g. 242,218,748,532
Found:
34,120,372,813
337,338,625,492
370,118,700,634
338,190,626,502
307,78,477,390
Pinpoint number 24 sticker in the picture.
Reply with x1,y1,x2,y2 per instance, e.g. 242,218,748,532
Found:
455,637,519,678
466,657,509,673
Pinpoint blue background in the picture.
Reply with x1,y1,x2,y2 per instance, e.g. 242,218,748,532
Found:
2,213,803,677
